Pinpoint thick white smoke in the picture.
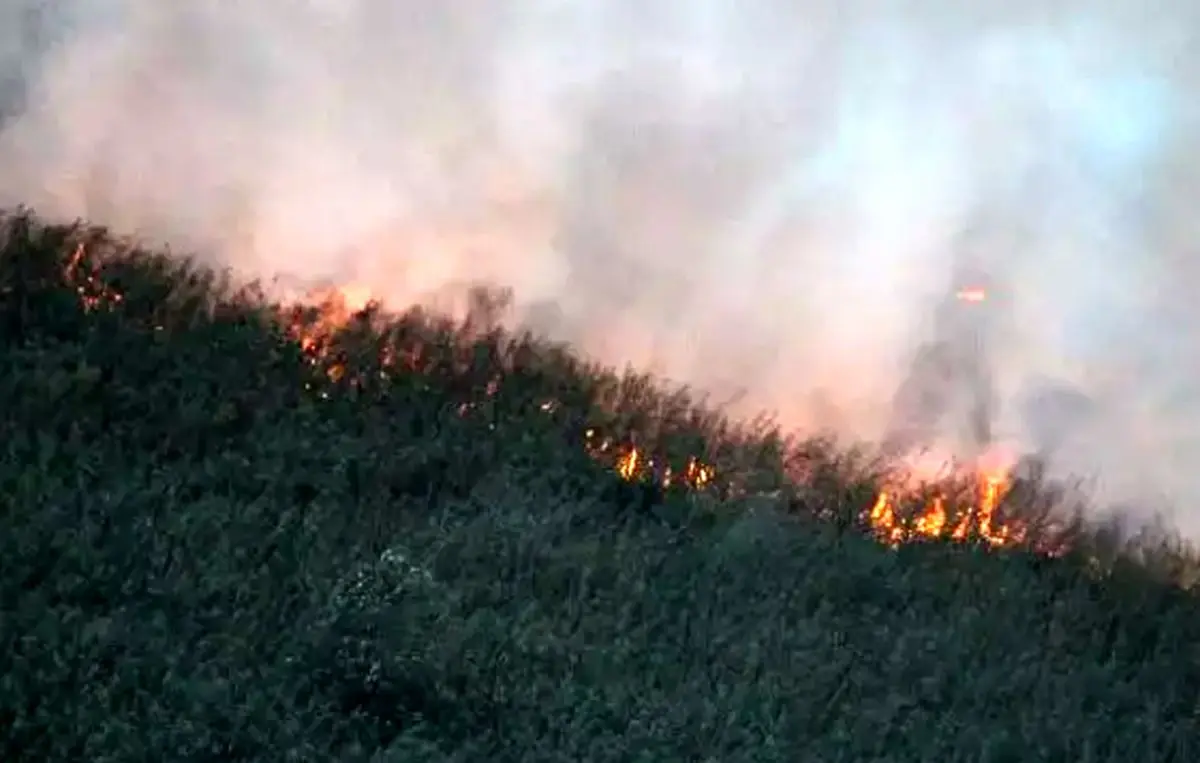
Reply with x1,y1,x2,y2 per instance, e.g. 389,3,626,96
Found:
1,2,1198,532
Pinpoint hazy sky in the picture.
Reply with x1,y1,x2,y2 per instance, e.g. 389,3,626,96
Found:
1,2,1198,532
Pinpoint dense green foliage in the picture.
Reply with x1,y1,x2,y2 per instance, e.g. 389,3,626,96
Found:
2,210,1199,761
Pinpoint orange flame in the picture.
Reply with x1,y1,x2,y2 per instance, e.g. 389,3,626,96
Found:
586,429,716,491
64,243,123,312
62,247,1043,549
868,463,1027,548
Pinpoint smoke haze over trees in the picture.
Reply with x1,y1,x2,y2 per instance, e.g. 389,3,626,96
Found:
0,1,1198,533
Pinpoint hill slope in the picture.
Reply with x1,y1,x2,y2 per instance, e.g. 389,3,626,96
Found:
2,211,1199,762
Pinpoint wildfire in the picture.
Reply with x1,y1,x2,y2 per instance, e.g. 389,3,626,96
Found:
586,429,715,489
955,286,987,303
65,243,123,312
60,242,1039,550
868,462,1027,548
279,286,719,490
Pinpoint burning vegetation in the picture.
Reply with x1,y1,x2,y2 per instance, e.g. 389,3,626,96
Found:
869,468,1023,548
61,236,1044,552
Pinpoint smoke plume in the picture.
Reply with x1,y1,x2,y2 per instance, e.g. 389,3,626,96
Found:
1,2,1198,533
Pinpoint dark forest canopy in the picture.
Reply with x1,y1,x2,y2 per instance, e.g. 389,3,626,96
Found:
2,210,1199,761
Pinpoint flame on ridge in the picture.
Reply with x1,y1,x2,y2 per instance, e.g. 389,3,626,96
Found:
61,247,1039,549
869,468,1025,548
